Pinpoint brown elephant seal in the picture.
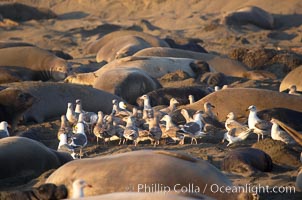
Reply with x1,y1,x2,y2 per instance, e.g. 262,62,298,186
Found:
96,35,153,62
222,6,274,29
0,46,71,81
0,136,72,189
182,88,302,121
85,30,169,54
0,183,67,200
46,150,254,199
1,81,124,123
280,65,302,92
74,192,213,200
0,88,35,132
221,148,273,177
93,68,162,104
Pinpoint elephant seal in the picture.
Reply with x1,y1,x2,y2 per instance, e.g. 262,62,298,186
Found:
75,192,213,200
0,183,67,200
133,47,249,78
280,65,302,92
182,88,302,121
46,150,253,199
1,82,124,123
0,88,35,132
0,46,71,81
221,148,273,177
0,66,35,84
85,30,169,54
222,6,274,29
93,68,162,104
137,86,209,107
0,137,72,188
96,35,153,62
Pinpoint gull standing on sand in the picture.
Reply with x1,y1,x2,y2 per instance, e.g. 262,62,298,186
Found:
0,121,9,139
123,116,139,146
66,102,77,126
188,95,195,104
75,99,98,134
57,115,72,140
147,116,162,147
72,179,92,199
247,105,271,142
270,118,296,144
93,111,106,144
138,94,153,119
160,115,184,144
225,112,245,131
70,113,87,158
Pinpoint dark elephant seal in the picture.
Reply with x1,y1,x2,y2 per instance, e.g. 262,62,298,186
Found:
85,30,169,54
1,82,124,123
46,150,254,199
280,65,302,92
0,183,67,200
0,137,72,189
96,35,153,62
221,148,273,177
182,88,302,121
93,68,162,104
0,66,36,84
0,88,35,132
0,46,71,81
137,86,209,107
222,6,274,29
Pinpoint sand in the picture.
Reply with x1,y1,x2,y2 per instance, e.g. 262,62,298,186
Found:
1,0,302,199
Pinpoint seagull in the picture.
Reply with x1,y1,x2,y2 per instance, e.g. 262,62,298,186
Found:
123,116,139,146
57,132,75,159
160,115,184,144
72,179,92,199
147,116,162,147
188,95,195,104
180,111,206,144
270,118,296,144
247,105,271,142
159,98,179,114
93,111,106,144
0,121,9,139
112,99,131,118
225,112,246,131
70,113,87,158
138,94,153,119
180,108,194,123
66,102,77,126
288,85,301,96
202,102,224,129
75,99,98,134
57,115,73,140
222,127,253,146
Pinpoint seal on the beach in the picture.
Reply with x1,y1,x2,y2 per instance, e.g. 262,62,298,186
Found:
0,137,72,188
46,150,253,199
279,65,302,92
96,35,153,62
221,148,273,176
85,30,169,54
0,66,36,84
222,6,274,29
0,88,35,132
182,88,302,121
93,68,162,104
0,46,71,81
1,82,124,123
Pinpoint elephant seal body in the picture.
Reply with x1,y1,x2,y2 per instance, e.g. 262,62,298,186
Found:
93,68,162,104
182,88,302,121
0,46,71,81
96,35,153,62
46,150,249,199
134,47,249,78
86,30,169,54
1,82,124,123
222,6,274,29
280,65,302,92
221,148,273,176
0,137,72,188
0,88,35,131
0,66,35,84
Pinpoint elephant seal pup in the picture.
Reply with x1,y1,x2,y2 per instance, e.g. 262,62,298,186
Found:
85,30,169,54
0,137,72,189
221,148,273,177
0,46,71,81
182,88,302,121
46,150,254,199
222,6,274,29
96,35,153,62
0,88,35,132
0,183,67,200
1,82,124,123
93,68,162,104
279,65,302,92
137,86,209,107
